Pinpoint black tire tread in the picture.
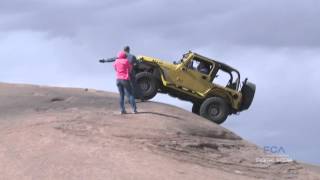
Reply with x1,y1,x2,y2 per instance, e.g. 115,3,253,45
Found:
199,97,229,124
135,72,158,100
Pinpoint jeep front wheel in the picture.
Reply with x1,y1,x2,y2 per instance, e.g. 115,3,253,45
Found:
199,97,229,124
135,72,158,100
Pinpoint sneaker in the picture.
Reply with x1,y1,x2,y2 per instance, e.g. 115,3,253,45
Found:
120,110,127,115
133,110,138,114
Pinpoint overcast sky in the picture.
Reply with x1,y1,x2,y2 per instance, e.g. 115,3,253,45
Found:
1,0,320,165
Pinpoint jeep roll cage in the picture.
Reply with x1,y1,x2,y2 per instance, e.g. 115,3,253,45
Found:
190,52,241,91
216,63,241,91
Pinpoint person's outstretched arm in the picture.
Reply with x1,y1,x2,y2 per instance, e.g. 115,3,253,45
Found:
99,57,117,63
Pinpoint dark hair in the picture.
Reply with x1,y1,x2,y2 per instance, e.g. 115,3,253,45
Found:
124,46,130,53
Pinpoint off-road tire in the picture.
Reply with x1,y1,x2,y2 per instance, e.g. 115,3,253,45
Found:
135,72,158,100
240,82,256,111
192,103,201,115
199,97,229,124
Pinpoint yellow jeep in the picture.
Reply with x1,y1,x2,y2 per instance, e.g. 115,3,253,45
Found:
134,51,256,124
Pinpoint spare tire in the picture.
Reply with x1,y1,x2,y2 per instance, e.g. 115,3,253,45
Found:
199,97,229,124
240,81,256,111
135,72,158,100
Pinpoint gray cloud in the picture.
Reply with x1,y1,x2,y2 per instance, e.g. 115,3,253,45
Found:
1,0,320,48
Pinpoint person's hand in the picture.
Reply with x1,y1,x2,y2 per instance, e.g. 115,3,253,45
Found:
99,59,106,63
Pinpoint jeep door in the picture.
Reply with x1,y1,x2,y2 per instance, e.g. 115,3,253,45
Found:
176,57,213,96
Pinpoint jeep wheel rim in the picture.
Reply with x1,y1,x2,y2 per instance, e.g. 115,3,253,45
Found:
139,78,150,91
208,104,220,117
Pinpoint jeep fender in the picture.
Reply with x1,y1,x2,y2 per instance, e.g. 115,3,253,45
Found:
206,90,235,112
136,61,163,84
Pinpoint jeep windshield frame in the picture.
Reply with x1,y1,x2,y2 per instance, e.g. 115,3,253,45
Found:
175,51,192,64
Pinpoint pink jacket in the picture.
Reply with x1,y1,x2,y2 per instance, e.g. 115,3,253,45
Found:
113,51,132,80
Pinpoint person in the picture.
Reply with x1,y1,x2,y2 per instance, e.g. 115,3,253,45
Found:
99,46,141,99
113,51,137,114
100,46,137,64
197,61,210,74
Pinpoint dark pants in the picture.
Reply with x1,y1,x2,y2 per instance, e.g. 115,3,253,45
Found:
116,79,137,113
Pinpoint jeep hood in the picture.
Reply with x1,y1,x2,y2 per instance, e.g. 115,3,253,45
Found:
137,55,176,69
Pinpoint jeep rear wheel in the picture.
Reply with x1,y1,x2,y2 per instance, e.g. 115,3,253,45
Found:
135,72,158,100
192,102,201,115
199,97,229,124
